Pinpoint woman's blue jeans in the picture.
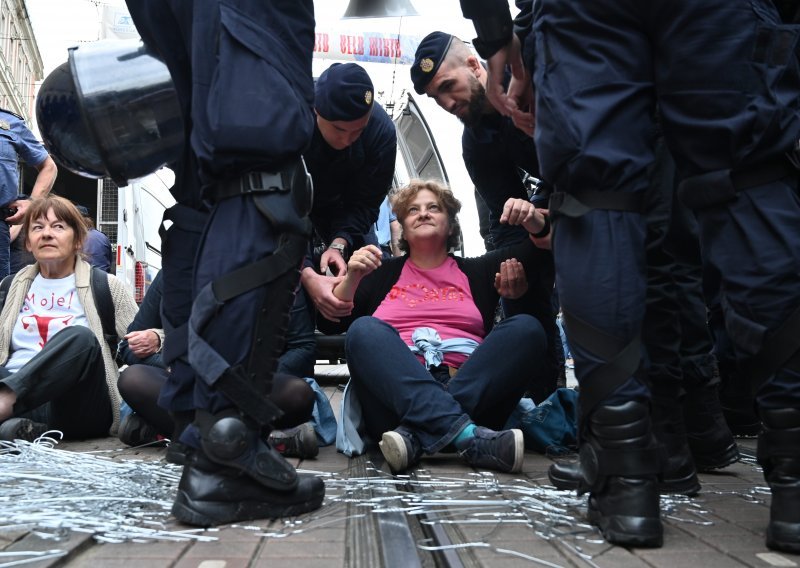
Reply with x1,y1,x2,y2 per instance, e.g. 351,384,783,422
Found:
345,314,547,453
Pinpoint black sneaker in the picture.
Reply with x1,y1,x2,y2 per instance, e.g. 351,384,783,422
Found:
172,452,325,526
459,427,524,473
379,426,423,473
269,423,319,459
0,418,48,442
118,413,163,447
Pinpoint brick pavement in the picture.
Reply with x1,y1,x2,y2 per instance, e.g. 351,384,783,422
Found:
1,383,800,567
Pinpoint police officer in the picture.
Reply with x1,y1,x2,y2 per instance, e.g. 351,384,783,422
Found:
410,32,559,403
411,32,536,249
0,109,57,278
461,0,800,551
300,63,397,322
120,1,325,526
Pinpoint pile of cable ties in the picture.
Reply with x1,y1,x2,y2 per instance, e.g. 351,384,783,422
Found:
0,433,214,544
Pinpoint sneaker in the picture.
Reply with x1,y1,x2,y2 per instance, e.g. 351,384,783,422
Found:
0,418,48,442
171,451,325,526
269,423,319,459
118,413,163,447
379,426,423,473
459,427,524,473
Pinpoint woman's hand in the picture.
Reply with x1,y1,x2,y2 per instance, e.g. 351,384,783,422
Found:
494,258,528,300
123,329,161,357
331,245,383,307
347,245,383,278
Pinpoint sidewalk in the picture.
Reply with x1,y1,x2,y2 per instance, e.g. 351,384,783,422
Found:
1,382,798,568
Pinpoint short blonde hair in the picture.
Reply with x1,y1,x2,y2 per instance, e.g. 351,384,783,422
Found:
391,179,462,253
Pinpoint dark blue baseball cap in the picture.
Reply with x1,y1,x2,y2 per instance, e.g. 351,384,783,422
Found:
315,63,374,121
411,32,455,94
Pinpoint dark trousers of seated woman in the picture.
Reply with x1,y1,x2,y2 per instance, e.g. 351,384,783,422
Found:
118,366,316,437
0,326,112,439
346,314,547,454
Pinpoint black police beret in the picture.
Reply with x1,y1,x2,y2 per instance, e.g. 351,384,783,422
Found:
315,63,374,122
76,205,90,217
411,32,455,95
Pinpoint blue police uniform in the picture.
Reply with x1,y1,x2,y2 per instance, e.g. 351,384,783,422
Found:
461,0,800,550
303,102,396,257
83,228,113,273
0,109,48,278
125,0,325,525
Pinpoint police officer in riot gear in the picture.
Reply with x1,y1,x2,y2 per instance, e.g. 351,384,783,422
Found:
35,2,327,525
460,0,800,552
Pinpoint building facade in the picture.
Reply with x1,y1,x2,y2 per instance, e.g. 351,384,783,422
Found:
0,0,44,121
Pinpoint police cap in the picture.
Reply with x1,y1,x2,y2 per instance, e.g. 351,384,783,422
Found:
315,63,374,122
411,32,455,95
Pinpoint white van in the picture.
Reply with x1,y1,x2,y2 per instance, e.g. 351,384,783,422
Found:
97,169,175,302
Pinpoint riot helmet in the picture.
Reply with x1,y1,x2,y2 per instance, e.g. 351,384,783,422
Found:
37,39,184,186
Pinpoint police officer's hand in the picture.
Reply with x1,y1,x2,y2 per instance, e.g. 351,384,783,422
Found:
486,34,528,118
5,199,29,225
320,247,348,277
494,258,528,300
302,269,354,322
508,75,535,137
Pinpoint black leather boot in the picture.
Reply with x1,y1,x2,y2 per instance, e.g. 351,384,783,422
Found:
196,409,298,491
683,378,740,471
172,449,325,526
549,389,699,496
650,382,701,495
758,408,800,553
581,401,665,548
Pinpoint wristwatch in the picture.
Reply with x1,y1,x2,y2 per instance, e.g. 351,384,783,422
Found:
328,243,346,255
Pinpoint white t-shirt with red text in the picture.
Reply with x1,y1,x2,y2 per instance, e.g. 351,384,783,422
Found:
5,273,89,373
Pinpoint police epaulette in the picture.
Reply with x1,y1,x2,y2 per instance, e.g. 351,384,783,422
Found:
0,108,23,120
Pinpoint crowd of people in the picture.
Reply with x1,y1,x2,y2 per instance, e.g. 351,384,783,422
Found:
2,0,797,556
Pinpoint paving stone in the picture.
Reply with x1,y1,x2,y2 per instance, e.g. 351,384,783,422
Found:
635,550,751,567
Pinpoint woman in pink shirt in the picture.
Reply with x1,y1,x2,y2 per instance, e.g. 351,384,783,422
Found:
319,179,551,473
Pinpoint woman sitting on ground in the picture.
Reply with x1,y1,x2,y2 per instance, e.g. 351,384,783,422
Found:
0,196,138,441
318,179,551,473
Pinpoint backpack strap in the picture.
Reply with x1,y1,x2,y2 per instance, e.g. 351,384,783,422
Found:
0,274,13,312
90,267,117,353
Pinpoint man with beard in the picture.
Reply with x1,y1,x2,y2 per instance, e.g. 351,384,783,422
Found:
412,32,537,249
411,32,560,404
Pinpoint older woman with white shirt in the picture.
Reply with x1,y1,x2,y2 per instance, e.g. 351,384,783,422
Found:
0,196,137,441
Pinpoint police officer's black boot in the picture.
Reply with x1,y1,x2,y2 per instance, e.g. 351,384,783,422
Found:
581,401,664,548
757,408,800,553
172,409,325,526
649,381,701,495
549,386,698,496
682,376,740,471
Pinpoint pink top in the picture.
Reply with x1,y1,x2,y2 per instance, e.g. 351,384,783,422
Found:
372,257,484,367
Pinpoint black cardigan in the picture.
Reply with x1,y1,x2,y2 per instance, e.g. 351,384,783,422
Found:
317,238,553,337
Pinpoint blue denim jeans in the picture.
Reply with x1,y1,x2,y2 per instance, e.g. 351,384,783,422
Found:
345,314,547,453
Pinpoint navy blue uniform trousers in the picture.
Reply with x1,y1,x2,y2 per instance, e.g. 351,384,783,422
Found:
126,0,315,420
531,0,800,410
